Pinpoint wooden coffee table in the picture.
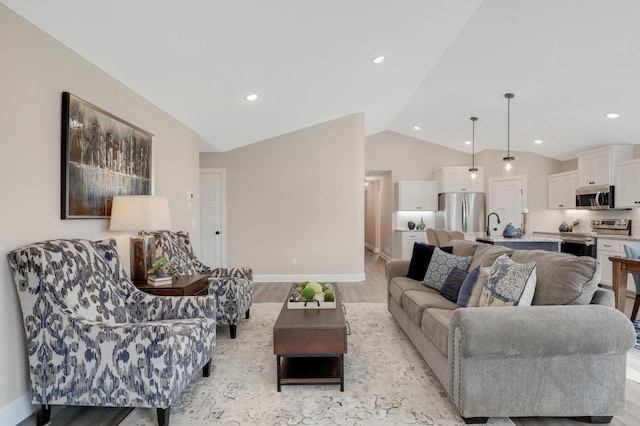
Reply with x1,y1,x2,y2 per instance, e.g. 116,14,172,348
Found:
273,284,347,391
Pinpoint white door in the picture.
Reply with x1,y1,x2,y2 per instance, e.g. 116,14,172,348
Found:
199,169,225,267
489,176,526,234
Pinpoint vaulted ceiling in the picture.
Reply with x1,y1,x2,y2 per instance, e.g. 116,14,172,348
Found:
3,0,640,160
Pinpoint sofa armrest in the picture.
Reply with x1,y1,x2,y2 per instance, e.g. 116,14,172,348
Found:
591,287,615,307
450,304,635,358
448,304,635,418
385,259,411,286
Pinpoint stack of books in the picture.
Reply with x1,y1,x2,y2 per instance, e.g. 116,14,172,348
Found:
147,274,173,286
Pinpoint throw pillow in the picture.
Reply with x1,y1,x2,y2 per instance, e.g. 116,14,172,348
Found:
467,266,491,307
406,243,453,281
422,247,472,291
440,268,469,302
478,257,537,307
456,265,480,307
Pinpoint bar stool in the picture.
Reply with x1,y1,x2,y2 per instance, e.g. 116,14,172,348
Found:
426,228,439,246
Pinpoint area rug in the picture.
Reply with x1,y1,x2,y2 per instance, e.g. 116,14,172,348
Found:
120,303,513,426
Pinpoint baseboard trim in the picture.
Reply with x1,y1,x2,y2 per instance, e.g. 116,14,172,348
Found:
364,243,380,253
378,252,392,262
254,273,366,283
0,392,32,426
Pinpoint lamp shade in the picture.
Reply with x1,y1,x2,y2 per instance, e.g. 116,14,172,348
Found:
109,195,172,232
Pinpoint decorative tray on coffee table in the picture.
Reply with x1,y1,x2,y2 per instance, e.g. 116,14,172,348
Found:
287,282,337,309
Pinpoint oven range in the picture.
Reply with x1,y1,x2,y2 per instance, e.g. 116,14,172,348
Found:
559,219,632,258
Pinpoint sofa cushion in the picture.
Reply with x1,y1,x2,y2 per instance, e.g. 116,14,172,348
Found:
421,308,454,357
457,265,480,307
510,250,600,305
469,244,514,270
402,289,457,324
451,239,481,258
406,243,453,281
389,276,426,306
422,248,473,291
439,268,468,302
478,257,537,307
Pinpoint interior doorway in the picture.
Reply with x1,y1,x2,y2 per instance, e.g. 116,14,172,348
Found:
365,170,392,260
199,168,226,267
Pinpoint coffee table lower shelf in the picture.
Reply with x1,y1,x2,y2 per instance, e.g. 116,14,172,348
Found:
276,355,344,392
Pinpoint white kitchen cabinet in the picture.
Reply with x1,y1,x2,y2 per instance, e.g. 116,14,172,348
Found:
435,166,484,193
401,231,427,260
577,145,633,188
615,159,640,208
398,181,438,211
597,239,636,293
547,171,577,209
597,238,621,286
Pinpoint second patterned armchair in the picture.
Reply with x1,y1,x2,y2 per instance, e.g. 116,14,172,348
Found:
150,230,253,339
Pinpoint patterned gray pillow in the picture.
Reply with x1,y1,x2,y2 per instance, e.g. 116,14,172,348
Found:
422,247,472,291
478,257,537,307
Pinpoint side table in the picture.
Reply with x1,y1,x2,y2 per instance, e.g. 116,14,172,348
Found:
133,274,209,296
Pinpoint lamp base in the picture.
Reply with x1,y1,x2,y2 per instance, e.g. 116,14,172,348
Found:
130,235,155,282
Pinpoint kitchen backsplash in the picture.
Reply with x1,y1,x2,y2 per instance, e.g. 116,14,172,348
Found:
534,208,640,237
395,211,436,230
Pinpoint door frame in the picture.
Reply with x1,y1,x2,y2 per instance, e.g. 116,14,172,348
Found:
199,168,227,267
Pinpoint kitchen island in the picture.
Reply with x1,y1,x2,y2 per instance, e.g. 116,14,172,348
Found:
473,233,561,252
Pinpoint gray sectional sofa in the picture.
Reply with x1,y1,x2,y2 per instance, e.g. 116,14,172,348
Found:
386,239,636,424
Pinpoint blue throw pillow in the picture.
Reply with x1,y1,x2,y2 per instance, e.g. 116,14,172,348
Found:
406,243,453,281
440,268,469,302
457,265,481,307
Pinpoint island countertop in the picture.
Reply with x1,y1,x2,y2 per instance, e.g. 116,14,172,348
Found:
471,233,561,252
472,233,561,243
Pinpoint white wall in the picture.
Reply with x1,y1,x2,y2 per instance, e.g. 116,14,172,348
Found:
199,113,365,282
0,6,201,424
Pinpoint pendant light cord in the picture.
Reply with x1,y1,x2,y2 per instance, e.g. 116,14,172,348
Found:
507,96,510,156
470,116,477,169
505,93,514,158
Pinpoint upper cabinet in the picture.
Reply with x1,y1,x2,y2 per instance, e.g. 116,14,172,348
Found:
435,166,485,193
577,145,633,188
615,159,640,208
398,181,438,211
547,171,577,209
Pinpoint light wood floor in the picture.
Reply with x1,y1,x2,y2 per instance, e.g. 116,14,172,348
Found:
17,249,640,425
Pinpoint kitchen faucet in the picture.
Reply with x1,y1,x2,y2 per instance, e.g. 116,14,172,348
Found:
486,212,501,235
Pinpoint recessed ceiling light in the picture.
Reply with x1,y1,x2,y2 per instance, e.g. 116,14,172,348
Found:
245,94,258,101
534,139,543,144
413,126,420,130
372,56,385,64
605,112,620,118
465,141,471,145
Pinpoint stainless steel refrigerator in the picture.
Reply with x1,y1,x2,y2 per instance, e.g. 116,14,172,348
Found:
435,193,485,233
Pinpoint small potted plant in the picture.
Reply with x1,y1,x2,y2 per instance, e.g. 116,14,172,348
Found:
148,255,170,277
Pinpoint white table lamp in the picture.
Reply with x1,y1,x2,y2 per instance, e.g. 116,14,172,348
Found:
109,195,172,281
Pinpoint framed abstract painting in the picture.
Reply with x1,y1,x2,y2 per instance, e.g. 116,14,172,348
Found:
61,92,153,218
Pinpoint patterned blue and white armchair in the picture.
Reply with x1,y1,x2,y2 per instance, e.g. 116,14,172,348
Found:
149,231,252,339
7,238,216,426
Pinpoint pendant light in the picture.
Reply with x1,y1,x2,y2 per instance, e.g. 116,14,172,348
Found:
503,93,515,174
468,116,478,180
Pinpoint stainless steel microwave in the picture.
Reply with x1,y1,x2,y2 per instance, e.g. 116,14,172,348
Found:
575,185,615,210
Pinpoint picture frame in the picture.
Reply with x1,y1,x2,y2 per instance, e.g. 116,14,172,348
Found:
61,92,153,218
